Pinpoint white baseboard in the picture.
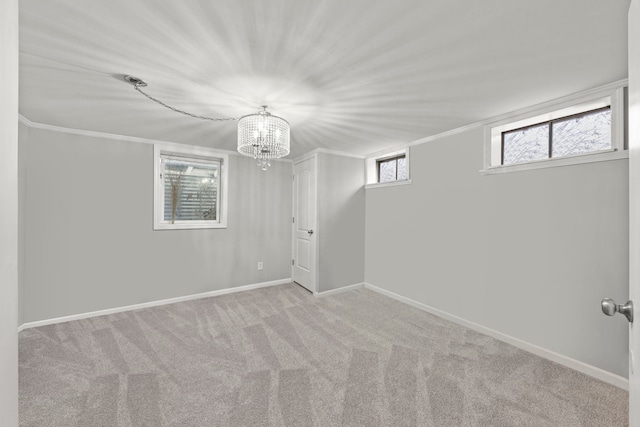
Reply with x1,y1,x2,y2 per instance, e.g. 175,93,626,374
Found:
18,278,292,332
363,282,629,391
313,283,364,298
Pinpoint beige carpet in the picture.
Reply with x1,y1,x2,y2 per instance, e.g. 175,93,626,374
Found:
19,283,628,426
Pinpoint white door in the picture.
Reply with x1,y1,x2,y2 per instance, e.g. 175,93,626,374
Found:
292,157,317,292
629,1,640,424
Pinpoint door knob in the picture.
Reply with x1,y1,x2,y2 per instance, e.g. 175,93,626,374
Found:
307,229,314,235
601,298,634,323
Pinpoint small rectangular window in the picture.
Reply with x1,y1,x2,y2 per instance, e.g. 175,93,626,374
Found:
154,145,228,230
366,147,411,188
502,107,611,165
483,84,625,174
377,155,407,183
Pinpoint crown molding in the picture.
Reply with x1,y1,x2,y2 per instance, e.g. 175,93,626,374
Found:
481,78,628,129
292,147,365,164
19,114,206,148
18,114,294,162
18,114,35,127
19,78,628,163
313,147,366,159
365,78,629,159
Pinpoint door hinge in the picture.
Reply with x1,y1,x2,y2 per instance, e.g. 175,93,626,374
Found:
292,259,294,266
292,217,295,223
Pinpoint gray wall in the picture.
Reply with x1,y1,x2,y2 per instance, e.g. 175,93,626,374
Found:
21,128,292,323
317,153,365,292
0,0,19,423
365,127,630,377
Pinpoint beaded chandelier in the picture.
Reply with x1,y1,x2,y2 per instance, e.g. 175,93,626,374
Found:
237,106,290,170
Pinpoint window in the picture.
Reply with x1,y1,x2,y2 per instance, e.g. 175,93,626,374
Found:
377,154,407,183
483,84,626,174
154,145,228,230
502,107,612,165
366,148,411,188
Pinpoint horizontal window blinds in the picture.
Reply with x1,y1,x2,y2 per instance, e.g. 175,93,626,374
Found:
161,155,220,223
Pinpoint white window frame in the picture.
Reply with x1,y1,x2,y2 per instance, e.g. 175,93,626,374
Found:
153,144,228,230
365,147,412,189
481,84,627,175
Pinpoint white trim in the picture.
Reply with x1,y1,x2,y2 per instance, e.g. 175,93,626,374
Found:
366,147,411,186
365,146,409,162
367,144,411,161
153,144,229,230
367,121,484,160
312,155,319,294
628,4,640,419
291,154,318,293
484,79,627,131
18,80,629,163
292,148,365,163
292,151,318,165
313,283,364,298
18,278,292,331
363,282,629,391
610,86,626,151
365,179,412,189
489,95,614,136
480,149,629,175
482,83,627,172
363,79,630,159
17,114,293,162
17,277,628,390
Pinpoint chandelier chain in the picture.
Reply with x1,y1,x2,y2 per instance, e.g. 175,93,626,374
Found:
133,84,239,122
123,74,289,170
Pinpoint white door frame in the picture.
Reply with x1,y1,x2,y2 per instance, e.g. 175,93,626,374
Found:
628,1,639,424
0,0,20,424
291,153,318,293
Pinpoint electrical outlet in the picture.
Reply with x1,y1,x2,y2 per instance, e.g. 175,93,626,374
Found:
257,261,263,271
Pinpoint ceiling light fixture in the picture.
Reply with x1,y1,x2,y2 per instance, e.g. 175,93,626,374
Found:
124,75,290,170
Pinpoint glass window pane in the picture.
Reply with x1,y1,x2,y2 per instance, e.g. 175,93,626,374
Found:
397,157,407,181
163,157,219,223
503,123,550,165
379,159,397,183
552,109,611,158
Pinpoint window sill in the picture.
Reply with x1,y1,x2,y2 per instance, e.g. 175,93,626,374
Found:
479,149,628,175
154,222,227,231
365,179,412,189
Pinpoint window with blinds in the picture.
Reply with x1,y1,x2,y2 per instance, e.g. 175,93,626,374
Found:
162,155,220,223
154,145,228,230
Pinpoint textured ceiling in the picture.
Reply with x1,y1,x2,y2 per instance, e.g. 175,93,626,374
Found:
19,0,630,158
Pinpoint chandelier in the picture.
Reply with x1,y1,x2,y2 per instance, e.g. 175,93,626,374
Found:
124,75,290,170
238,107,290,170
